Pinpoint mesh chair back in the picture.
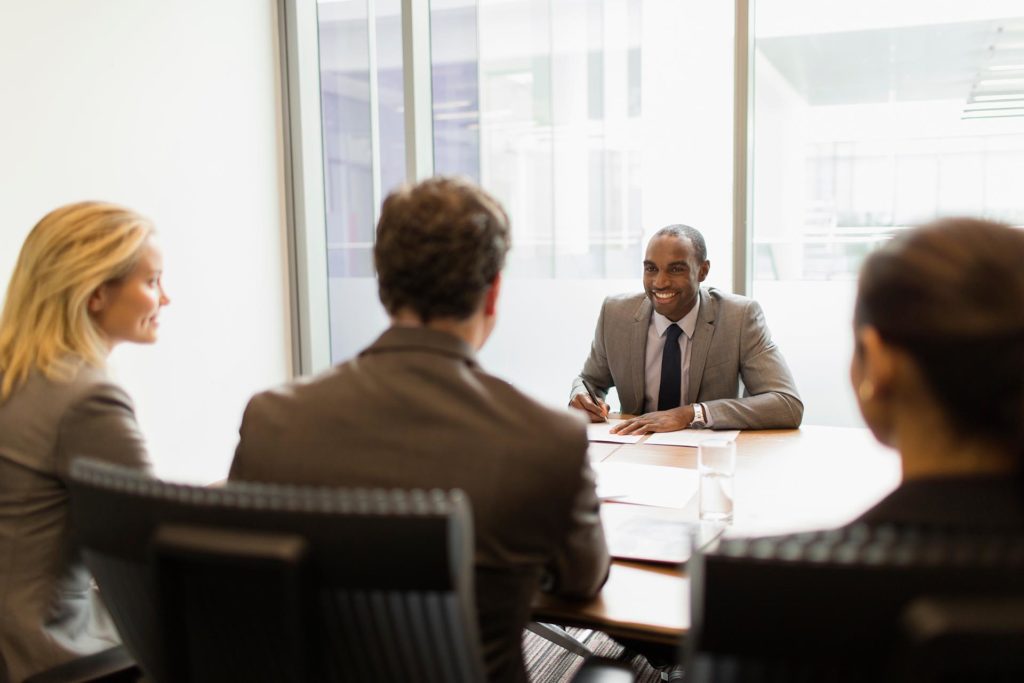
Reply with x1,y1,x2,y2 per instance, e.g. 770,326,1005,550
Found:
686,524,1024,682
69,457,485,683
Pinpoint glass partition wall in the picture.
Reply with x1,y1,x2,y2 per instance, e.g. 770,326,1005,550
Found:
311,0,1024,422
750,0,1024,425
317,0,735,410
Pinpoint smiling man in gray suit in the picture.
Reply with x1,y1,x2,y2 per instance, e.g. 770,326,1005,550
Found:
570,224,802,433
232,177,608,683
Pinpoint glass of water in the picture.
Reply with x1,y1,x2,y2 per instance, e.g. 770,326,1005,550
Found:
698,439,736,523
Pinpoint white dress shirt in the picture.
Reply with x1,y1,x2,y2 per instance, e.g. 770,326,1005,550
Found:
643,297,700,414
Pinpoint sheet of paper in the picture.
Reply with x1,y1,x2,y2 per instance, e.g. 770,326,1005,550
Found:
644,428,741,448
593,461,698,509
586,420,645,444
601,503,726,564
601,504,693,564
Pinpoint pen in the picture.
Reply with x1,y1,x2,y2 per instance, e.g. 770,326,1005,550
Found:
581,378,608,422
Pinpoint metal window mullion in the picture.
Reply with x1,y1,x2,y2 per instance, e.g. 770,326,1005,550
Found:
367,0,383,223
547,0,556,278
402,0,435,181
279,0,331,376
732,0,752,296
473,0,483,181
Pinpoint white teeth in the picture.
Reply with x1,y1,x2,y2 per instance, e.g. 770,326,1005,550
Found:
654,292,675,299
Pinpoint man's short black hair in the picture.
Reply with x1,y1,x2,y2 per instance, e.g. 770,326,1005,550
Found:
374,176,511,322
652,224,708,263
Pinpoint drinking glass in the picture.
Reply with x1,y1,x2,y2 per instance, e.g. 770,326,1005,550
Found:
698,439,736,523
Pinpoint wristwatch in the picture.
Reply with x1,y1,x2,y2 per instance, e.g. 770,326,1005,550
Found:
690,403,707,429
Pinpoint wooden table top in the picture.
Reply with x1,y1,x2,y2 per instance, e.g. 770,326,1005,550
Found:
532,425,901,645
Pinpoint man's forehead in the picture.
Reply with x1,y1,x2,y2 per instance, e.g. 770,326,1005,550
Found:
645,234,695,260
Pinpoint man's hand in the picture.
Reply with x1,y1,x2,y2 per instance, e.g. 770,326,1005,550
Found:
610,405,695,434
569,393,609,423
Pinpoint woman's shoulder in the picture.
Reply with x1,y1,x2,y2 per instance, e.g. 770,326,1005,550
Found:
0,363,140,474
1,363,128,436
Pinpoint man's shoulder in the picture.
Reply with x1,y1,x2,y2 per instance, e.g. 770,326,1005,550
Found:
703,287,762,321
705,286,754,308
474,370,588,446
600,292,648,319
243,361,353,416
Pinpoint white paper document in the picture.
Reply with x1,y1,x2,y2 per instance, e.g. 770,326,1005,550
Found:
644,428,741,448
586,420,645,444
593,461,698,509
601,504,725,564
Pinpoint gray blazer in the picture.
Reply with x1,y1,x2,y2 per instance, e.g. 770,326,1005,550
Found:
0,364,150,683
231,326,610,683
571,287,803,429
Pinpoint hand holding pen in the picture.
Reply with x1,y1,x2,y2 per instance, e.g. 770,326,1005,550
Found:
569,378,609,423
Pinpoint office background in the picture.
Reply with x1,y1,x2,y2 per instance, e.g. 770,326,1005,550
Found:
1,0,1022,483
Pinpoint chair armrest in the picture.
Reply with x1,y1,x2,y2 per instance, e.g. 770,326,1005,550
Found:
23,645,141,683
571,656,636,683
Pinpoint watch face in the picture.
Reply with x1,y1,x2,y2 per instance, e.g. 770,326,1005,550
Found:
691,404,705,428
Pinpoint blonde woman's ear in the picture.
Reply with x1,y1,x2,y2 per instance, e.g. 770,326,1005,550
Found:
88,285,108,313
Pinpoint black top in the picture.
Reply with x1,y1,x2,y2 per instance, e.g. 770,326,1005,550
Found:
856,474,1024,531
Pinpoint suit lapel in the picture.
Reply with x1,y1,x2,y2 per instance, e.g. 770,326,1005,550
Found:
630,296,652,412
687,288,716,404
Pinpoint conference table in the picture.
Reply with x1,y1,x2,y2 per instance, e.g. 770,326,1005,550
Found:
531,425,902,646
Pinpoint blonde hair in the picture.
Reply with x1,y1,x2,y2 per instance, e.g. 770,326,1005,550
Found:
0,201,154,400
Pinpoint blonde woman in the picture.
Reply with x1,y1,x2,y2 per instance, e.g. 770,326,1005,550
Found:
0,202,169,682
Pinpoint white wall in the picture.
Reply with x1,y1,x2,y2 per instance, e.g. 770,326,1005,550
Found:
0,1,291,483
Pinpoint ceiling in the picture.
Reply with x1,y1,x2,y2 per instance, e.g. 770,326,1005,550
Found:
757,18,1024,105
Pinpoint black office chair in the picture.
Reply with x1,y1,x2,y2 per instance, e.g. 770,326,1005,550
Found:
68,457,486,683
685,524,1024,682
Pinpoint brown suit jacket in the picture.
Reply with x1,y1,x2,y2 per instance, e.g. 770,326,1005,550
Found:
230,326,610,683
0,365,150,683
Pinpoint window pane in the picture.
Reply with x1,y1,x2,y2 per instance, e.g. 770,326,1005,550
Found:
427,0,735,407
319,0,407,363
750,1,1024,425
319,0,735,409
318,0,374,278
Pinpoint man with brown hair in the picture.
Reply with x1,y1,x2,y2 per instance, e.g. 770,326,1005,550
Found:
231,176,609,683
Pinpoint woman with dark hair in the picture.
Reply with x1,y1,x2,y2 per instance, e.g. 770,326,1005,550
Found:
850,217,1024,527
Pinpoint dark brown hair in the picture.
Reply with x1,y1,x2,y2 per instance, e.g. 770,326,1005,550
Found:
374,177,510,322
855,217,1024,452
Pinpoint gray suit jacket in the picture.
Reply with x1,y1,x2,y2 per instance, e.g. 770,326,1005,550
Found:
571,287,803,429
0,364,150,683
230,326,610,683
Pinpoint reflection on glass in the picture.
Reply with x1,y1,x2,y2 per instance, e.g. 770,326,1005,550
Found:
750,1,1024,427
752,1,1024,282
429,0,733,283
318,0,406,278
318,0,736,407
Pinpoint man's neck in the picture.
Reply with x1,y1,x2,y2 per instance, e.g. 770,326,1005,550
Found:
391,309,486,350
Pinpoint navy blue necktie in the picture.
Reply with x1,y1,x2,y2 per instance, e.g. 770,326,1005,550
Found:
657,324,683,411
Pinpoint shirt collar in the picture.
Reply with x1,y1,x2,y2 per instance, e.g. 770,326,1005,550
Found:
652,296,700,340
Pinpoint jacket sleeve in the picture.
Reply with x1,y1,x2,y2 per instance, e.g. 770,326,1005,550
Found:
545,443,611,599
56,382,152,476
703,299,804,429
570,299,615,405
